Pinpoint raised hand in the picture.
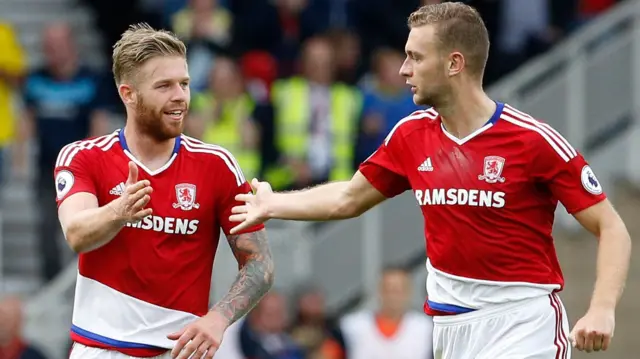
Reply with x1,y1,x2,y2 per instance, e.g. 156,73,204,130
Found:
108,161,153,223
229,178,273,234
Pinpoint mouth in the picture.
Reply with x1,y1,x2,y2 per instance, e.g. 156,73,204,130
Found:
164,110,185,121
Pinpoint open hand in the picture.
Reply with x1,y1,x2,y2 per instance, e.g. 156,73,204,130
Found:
167,311,228,359
229,178,273,234
108,161,153,223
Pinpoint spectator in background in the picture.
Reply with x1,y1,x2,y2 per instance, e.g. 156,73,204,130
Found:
172,0,234,91
0,296,48,359
339,267,433,359
239,290,305,359
289,285,345,357
17,22,110,282
328,29,363,86
231,0,332,77
0,23,26,183
171,0,232,44
355,48,416,166
186,56,263,180
266,36,361,190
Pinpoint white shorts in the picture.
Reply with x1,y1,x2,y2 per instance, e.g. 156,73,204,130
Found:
69,343,171,359
432,293,571,359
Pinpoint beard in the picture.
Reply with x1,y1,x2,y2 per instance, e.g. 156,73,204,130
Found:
135,94,186,142
414,82,451,108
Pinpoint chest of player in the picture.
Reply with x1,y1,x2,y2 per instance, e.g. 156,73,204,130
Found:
404,130,532,209
97,160,216,236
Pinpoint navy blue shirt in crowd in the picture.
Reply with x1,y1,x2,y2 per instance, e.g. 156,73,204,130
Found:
23,67,104,172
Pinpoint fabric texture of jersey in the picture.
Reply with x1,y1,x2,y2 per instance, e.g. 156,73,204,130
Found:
54,129,263,357
359,103,606,313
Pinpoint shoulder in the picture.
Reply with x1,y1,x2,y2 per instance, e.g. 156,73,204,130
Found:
384,108,438,146
180,135,246,186
24,68,49,87
340,310,372,328
55,130,120,168
499,104,578,163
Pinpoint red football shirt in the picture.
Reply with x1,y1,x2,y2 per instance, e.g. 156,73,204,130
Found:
359,103,606,313
54,129,263,356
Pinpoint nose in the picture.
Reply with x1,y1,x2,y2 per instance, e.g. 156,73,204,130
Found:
399,58,412,78
171,83,189,102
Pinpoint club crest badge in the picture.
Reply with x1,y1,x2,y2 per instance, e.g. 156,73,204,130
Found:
173,183,200,211
478,156,506,183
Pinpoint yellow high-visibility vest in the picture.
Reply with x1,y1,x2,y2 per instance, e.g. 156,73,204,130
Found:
192,92,261,181
267,77,362,189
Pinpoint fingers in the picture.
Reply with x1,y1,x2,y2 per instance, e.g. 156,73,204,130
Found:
235,193,253,202
132,194,151,211
572,329,611,352
229,222,248,235
170,328,193,358
231,205,248,214
126,180,151,195
250,178,259,191
174,334,213,359
229,213,247,224
602,335,611,351
166,329,183,341
127,161,138,184
132,208,153,221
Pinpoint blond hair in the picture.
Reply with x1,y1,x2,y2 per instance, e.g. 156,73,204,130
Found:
112,23,186,85
408,2,489,77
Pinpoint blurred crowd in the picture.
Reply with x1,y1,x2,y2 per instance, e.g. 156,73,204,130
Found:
0,0,624,358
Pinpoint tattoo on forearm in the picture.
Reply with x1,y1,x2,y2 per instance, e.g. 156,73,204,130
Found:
212,229,274,324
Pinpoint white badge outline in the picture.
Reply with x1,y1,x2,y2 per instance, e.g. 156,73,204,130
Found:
581,165,602,195
55,170,75,199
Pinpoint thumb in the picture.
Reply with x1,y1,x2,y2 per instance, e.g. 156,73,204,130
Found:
250,178,260,192
127,161,138,185
167,328,184,340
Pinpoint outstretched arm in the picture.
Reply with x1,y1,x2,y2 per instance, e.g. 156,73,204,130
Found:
250,171,386,222
211,229,274,325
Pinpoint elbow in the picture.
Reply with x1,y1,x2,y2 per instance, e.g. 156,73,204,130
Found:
64,226,88,254
65,233,84,253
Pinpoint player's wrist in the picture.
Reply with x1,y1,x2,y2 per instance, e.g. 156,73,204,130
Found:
105,200,127,226
263,193,279,219
206,308,231,329
588,298,617,313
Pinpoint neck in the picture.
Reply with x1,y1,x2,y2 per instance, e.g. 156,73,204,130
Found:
123,124,176,169
436,84,496,139
377,309,404,322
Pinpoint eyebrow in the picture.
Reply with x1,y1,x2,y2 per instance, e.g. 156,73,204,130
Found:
152,77,190,86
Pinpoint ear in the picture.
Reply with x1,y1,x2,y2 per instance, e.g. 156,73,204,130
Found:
118,83,136,105
447,51,465,77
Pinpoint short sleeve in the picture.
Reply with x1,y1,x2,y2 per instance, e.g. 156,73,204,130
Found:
54,143,98,207
216,152,265,236
358,133,410,198
532,136,606,214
